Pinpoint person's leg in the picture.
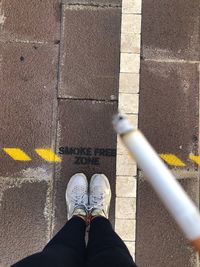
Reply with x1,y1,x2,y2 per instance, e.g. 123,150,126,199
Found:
12,173,89,267
12,216,86,267
87,217,137,267
86,174,137,267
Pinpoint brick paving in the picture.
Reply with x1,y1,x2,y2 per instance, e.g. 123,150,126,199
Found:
116,0,142,260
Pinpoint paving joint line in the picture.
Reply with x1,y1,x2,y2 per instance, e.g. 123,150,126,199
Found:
0,39,59,45
123,12,142,15
0,177,52,183
58,97,118,103
63,3,121,8
142,58,200,64
48,2,64,240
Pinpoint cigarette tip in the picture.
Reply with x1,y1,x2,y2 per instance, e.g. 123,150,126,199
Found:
112,112,134,135
112,112,124,124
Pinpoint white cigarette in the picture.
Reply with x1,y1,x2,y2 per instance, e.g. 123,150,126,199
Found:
113,114,200,251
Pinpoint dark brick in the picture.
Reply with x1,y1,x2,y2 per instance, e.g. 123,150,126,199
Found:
136,174,199,267
0,0,61,42
59,7,121,100
141,0,200,60
139,60,199,168
52,99,117,233
0,180,49,266
0,42,59,177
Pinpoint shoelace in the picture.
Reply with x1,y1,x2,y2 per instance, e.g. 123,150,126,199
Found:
73,196,88,214
71,187,105,212
88,191,104,210
71,188,87,208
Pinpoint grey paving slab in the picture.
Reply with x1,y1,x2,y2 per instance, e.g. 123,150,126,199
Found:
141,0,200,60
59,7,121,100
136,173,199,267
53,99,117,233
139,60,199,168
0,0,61,43
63,0,121,5
0,42,59,177
0,179,49,266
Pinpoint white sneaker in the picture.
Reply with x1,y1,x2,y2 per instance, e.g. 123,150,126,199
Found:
89,174,111,219
66,173,88,220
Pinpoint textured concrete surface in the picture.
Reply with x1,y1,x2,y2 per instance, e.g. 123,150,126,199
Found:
136,174,199,267
141,0,200,60
59,6,121,100
0,0,121,265
139,60,199,167
0,42,59,177
0,180,49,266
136,0,200,265
0,0,61,42
53,99,117,233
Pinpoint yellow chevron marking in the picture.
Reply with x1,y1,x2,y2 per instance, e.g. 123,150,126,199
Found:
35,148,61,162
160,154,186,167
189,155,200,165
3,148,31,161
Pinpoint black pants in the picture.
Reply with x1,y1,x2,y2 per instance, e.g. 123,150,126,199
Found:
12,216,137,267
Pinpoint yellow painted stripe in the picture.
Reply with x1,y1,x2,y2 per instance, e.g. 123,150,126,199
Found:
160,154,186,167
3,148,31,161
189,155,200,165
35,148,61,162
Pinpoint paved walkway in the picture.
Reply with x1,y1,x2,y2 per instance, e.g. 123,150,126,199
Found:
1,0,199,266
0,0,139,266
